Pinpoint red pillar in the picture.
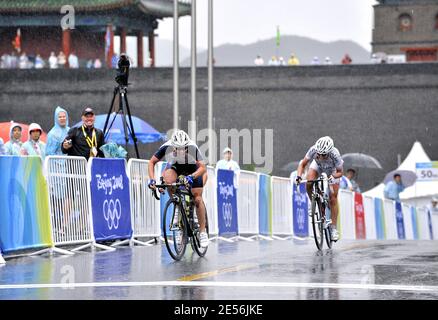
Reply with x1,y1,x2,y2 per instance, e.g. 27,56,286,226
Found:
121,27,127,54
62,29,71,68
106,24,114,68
137,30,144,68
148,31,155,68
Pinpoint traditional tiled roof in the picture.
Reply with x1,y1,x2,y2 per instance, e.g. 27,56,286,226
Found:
0,0,135,12
0,0,191,14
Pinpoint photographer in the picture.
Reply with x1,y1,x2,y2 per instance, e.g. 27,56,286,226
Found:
62,107,105,160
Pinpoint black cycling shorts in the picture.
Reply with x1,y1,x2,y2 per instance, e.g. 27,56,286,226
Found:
165,164,204,188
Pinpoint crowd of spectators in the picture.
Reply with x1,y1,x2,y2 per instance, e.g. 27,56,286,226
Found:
0,51,105,69
254,53,357,66
0,106,105,161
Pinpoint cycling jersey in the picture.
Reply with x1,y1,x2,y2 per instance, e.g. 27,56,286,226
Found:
305,145,344,180
154,140,205,187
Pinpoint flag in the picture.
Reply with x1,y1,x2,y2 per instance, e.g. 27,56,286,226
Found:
12,28,21,53
105,25,111,58
276,25,280,47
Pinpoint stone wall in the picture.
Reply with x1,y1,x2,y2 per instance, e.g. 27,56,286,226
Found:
1,63,437,191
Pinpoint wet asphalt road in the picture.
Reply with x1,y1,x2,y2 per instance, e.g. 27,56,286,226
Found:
0,239,437,300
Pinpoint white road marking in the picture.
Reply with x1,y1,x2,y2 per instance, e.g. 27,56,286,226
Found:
0,281,437,292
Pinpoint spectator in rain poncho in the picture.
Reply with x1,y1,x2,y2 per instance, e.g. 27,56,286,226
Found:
46,106,70,156
20,123,46,160
4,122,23,155
0,138,5,155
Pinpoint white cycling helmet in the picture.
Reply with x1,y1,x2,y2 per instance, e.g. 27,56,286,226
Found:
315,136,334,154
170,129,190,148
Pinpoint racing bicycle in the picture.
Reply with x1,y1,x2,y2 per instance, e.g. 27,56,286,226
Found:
297,173,334,250
151,176,209,261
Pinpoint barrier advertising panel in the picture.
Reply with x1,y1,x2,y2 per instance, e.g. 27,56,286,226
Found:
217,169,238,236
89,158,132,241
0,156,52,252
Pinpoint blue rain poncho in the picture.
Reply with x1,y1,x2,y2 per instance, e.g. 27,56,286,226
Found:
4,122,23,155
46,106,70,156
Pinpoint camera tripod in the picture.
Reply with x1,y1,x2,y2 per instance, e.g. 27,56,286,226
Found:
102,84,140,158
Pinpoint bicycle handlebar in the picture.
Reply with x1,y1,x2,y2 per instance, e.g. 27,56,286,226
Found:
298,177,328,184
295,176,329,193
150,182,193,201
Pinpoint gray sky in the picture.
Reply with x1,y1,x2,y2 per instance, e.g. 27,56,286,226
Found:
157,0,378,51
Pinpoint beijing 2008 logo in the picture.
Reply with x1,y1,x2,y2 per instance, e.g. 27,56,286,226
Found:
103,199,122,230
222,202,233,228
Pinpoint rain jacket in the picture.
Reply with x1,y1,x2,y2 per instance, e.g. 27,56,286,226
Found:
0,138,5,155
4,122,23,155
21,123,46,160
384,181,405,201
46,106,70,156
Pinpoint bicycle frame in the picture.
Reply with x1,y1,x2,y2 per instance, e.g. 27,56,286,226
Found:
150,177,207,260
152,179,196,235
297,173,333,249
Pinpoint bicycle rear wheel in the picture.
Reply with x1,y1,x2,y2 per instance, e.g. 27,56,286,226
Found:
311,196,324,251
163,200,187,261
191,205,209,257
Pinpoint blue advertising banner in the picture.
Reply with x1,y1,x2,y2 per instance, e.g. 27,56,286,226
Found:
217,169,238,236
0,156,53,253
292,182,308,237
258,174,272,236
90,158,132,241
374,198,385,240
411,207,419,240
395,202,406,240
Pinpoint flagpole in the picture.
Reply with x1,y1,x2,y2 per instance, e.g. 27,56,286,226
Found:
208,0,214,165
173,0,179,130
190,0,197,141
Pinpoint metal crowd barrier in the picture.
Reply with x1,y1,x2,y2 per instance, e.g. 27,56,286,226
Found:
363,195,377,240
204,166,219,237
271,176,293,240
125,159,160,246
237,170,259,239
416,207,431,240
383,199,398,240
3,155,438,266
431,210,438,240
45,156,93,249
45,156,114,253
338,190,355,240
402,203,414,240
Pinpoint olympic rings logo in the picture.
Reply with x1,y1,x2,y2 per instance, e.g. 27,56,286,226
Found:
296,208,306,230
103,199,122,230
222,202,233,228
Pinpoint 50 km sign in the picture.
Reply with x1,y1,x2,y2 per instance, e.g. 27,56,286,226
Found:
416,162,438,181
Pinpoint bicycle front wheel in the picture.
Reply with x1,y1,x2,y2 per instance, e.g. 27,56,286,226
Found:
325,222,333,249
163,200,187,261
311,196,324,251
